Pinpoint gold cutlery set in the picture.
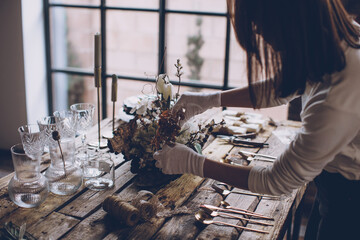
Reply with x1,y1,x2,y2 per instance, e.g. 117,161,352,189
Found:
195,203,274,234
194,183,279,234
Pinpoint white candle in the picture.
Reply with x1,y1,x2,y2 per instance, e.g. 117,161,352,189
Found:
95,33,101,67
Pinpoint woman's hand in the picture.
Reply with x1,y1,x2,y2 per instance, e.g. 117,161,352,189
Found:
173,92,221,126
153,143,206,177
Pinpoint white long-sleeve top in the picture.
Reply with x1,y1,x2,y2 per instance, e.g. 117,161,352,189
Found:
248,43,360,195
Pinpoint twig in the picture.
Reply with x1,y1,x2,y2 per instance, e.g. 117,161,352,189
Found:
52,131,67,177
175,59,183,100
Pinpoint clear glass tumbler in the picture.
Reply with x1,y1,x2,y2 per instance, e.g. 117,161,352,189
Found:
84,152,115,191
8,144,49,208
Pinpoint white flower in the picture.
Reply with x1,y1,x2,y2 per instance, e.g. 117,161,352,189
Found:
163,83,174,101
156,74,174,101
129,95,156,116
136,104,147,115
156,74,169,94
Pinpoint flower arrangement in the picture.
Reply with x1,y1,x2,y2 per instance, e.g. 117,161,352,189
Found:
108,60,224,185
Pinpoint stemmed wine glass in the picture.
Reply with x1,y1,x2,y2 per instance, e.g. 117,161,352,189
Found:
18,124,46,161
37,116,59,149
70,103,101,178
53,110,77,139
70,103,95,157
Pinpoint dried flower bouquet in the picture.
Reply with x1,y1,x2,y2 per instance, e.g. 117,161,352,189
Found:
108,60,224,186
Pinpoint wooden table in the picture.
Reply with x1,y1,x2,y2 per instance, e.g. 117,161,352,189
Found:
0,110,304,240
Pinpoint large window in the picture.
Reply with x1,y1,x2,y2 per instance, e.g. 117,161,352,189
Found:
44,0,287,120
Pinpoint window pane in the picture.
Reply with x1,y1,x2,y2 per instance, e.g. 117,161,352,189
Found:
52,73,97,112
50,0,100,6
166,14,226,87
107,11,158,78
50,7,100,70
167,0,227,13
228,28,247,88
106,0,158,9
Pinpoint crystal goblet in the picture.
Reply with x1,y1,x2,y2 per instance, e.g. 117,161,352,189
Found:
37,116,59,149
18,124,45,160
70,103,101,178
70,103,95,156
53,110,77,139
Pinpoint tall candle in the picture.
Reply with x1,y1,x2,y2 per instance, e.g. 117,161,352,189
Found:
111,74,118,102
95,33,101,68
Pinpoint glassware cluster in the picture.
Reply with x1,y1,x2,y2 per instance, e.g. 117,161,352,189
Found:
8,102,116,208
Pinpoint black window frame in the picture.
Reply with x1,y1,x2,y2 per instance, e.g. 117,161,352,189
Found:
43,0,232,118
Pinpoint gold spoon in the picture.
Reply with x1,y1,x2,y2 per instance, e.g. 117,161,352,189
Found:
201,204,274,220
195,210,269,234
200,207,273,226
220,201,272,220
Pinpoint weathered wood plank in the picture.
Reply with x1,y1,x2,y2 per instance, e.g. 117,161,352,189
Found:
195,193,264,240
0,208,46,230
151,179,222,240
0,190,18,220
27,212,80,239
0,185,86,228
118,174,205,239
238,195,294,240
58,161,136,218
61,184,141,240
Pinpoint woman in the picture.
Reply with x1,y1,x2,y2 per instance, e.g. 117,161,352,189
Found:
154,0,360,239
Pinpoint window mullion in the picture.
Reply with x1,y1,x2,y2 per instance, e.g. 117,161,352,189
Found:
101,0,107,118
158,0,166,74
223,16,231,90
44,0,53,115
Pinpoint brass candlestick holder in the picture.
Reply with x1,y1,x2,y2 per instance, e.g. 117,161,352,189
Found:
111,74,118,132
101,74,118,140
88,33,107,149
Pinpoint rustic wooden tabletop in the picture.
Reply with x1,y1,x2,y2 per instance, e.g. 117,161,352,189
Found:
0,110,304,240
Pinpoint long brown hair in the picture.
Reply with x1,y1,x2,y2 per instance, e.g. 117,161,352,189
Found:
227,0,360,108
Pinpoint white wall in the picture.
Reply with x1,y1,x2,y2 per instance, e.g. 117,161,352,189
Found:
0,0,47,150
22,0,48,124
0,0,28,149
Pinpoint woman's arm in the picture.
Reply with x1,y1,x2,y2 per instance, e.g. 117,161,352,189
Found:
203,158,252,190
221,86,254,108
220,80,297,109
